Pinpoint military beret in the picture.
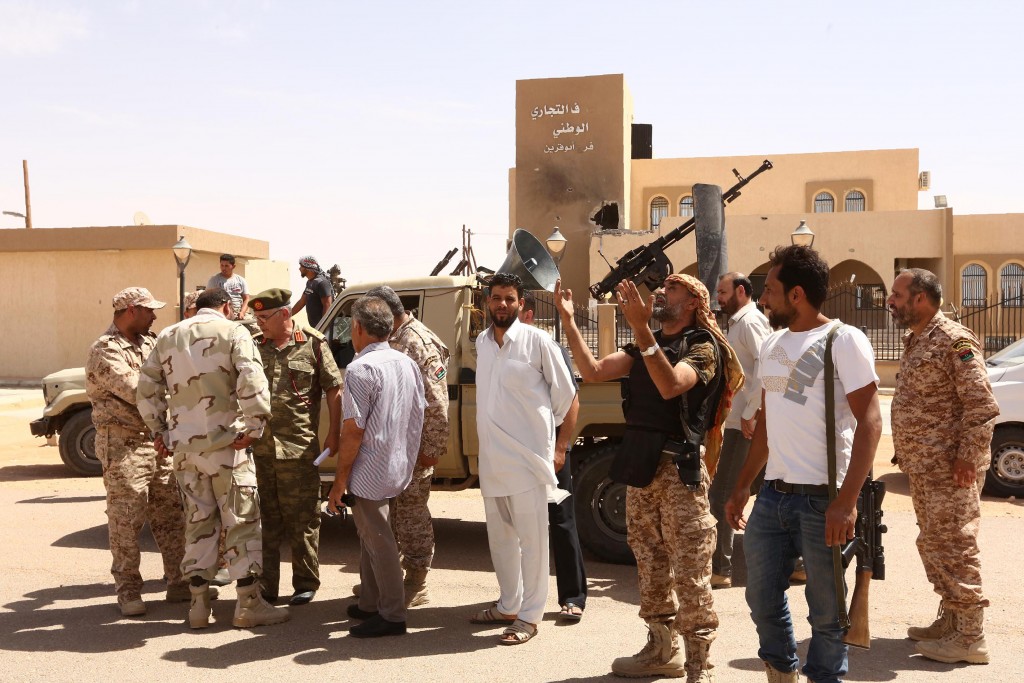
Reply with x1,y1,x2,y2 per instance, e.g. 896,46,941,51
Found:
250,288,292,312
113,287,166,310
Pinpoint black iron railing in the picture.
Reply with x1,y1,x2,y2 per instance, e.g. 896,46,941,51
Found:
822,283,906,361
956,295,1024,354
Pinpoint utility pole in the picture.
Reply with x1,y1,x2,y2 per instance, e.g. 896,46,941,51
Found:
23,160,32,228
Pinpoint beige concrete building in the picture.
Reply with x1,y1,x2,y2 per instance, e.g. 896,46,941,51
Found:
509,74,1024,363
0,225,288,379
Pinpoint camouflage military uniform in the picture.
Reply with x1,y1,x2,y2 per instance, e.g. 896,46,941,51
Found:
86,324,187,604
253,326,342,597
893,312,998,641
388,314,450,572
137,307,271,581
624,336,719,642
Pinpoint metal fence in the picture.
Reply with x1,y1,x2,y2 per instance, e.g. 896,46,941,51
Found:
529,291,635,352
956,295,1024,354
821,283,907,361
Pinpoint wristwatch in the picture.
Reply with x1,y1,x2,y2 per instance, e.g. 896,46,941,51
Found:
641,344,659,357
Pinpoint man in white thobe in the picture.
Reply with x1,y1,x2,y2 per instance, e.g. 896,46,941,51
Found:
473,272,576,644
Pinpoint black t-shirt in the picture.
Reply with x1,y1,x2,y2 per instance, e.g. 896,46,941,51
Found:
303,274,334,328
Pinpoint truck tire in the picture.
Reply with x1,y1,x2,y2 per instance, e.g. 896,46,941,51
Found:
58,408,101,477
984,425,1024,498
573,441,634,565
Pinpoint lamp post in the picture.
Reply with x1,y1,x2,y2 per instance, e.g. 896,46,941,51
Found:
545,227,568,341
790,220,815,248
172,236,193,321
2,210,27,227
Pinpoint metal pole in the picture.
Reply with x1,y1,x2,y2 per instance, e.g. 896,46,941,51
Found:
179,268,186,321
22,160,32,228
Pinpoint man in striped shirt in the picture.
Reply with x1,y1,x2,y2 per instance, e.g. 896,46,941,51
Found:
327,296,425,638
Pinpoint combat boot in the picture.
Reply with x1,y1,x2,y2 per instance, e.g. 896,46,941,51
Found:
232,581,291,628
611,621,685,678
907,603,952,641
189,584,214,629
763,661,798,682
915,608,989,664
404,567,430,607
683,637,715,683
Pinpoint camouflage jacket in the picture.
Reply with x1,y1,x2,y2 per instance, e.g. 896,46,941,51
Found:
892,312,999,472
85,323,155,432
137,307,271,453
391,314,451,459
252,325,343,461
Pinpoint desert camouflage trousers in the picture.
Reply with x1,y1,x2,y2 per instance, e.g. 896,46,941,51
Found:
627,458,718,643
908,467,989,611
253,455,321,595
173,446,263,581
96,425,187,597
389,464,434,571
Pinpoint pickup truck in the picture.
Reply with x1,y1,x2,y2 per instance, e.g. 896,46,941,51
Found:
313,275,634,563
985,338,1024,497
29,275,638,564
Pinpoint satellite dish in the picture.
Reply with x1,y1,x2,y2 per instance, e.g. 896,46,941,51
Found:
133,211,152,226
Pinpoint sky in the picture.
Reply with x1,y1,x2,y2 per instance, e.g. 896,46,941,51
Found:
1,0,1022,296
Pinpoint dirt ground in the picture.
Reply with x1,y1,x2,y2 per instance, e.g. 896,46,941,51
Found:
1,392,1022,682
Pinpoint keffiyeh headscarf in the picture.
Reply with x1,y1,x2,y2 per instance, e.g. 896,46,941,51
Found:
663,273,745,476
299,255,324,275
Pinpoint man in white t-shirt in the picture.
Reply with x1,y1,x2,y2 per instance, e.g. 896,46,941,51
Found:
207,253,250,320
725,245,882,683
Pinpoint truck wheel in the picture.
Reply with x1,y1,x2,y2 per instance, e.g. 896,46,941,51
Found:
573,441,634,565
985,426,1024,498
58,409,101,477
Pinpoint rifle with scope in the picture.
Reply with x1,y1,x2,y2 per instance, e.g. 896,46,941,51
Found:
589,159,774,299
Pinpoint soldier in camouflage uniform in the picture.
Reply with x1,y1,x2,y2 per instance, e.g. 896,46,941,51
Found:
250,288,342,606
888,268,998,665
558,274,743,682
85,287,188,617
137,287,289,630
364,285,450,607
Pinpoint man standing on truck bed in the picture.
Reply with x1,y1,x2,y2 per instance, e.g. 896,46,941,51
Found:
137,287,289,631
359,285,450,608
470,272,576,646
520,290,587,622
250,288,343,607
86,286,188,617
291,256,335,328
557,274,742,682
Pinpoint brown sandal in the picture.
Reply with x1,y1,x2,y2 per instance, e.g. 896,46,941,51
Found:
469,607,517,624
499,619,537,645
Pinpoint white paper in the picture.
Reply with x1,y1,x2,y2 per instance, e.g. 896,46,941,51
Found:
313,448,331,466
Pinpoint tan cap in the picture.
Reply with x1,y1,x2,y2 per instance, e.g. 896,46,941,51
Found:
112,287,166,310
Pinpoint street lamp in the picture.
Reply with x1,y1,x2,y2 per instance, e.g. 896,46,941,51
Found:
545,226,567,264
544,226,569,341
3,210,27,227
172,236,193,321
790,220,815,248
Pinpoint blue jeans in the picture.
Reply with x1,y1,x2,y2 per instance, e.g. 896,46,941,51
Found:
744,483,848,683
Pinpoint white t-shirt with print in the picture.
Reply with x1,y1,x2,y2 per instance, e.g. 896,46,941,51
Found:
758,321,878,486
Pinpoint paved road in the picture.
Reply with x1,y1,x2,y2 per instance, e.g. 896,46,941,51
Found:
1,394,1022,682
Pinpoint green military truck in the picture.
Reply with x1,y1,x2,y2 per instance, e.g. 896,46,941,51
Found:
28,274,637,563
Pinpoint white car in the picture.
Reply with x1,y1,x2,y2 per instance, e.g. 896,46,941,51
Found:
985,339,1024,497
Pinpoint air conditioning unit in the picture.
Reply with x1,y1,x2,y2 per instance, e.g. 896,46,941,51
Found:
918,171,931,191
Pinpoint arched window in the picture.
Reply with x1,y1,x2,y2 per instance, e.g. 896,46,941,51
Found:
1000,263,1024,306
650,196,668,229
813,192,834,213
961,264,988,307
845,190,866,212
678,195,694,217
